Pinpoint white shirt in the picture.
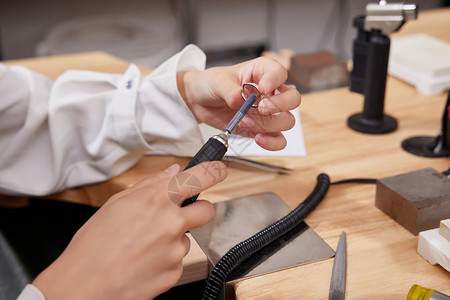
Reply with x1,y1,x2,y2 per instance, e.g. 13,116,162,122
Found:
4,45,206,299
16,285,45,300
1,44,206,198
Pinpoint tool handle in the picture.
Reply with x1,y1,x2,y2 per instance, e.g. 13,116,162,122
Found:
225,94,257,134
181,136,227,207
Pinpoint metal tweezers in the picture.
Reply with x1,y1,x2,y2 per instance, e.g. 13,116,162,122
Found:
223,156,292,175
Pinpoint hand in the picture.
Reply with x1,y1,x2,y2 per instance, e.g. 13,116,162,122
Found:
33,162,227,300
177,57,301,151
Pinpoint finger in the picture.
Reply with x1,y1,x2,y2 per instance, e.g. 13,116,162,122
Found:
215,76,251,110
256,58,288,94
181,199,216,229
236,111,295,136
255,132,287,151
107,164,182,200
167,161,227,206
187,104,236,131
181,234,191,256
131,164,182,191
213,57,288,110
258,85,301,115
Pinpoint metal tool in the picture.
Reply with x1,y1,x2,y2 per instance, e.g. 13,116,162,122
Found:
181,83,260,206
365,2,418,36
407,284,450,300
223,156,292,175
190,193,335,278
225,93,257,134
401,91,450,158
348,2,418,134
329,231,347,300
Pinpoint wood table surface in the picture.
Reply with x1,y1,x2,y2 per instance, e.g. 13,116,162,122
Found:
3,7,450,299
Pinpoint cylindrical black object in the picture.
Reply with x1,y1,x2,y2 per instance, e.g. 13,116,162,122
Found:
348,17,397,134
349,16,369,95
401,91,450,157
362,31,390,120
181,134,228,207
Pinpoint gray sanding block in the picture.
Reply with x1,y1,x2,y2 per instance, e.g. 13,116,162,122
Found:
288,51,349,93
375,168,450,235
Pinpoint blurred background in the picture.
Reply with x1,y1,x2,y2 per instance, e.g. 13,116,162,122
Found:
0,0,447,67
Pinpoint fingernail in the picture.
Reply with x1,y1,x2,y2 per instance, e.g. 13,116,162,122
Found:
259,99,274,115
240,116,255,128
164,164,180,175
258,100,268,114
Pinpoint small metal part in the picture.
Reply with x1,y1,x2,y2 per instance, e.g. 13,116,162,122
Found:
329,232,347,300
225,82,263,134
365,2,418,35
181,133,229,206
241,82,262,108
225,93,258,134
212,132,229,149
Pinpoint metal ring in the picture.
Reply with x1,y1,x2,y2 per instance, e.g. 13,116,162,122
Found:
241,82,262,108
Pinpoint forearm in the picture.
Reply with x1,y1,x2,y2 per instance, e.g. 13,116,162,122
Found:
0,45,207,196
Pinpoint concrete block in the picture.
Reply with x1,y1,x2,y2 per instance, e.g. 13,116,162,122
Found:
375,168,450,235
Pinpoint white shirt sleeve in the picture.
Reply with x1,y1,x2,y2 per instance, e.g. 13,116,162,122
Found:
0,44,206,196
16,284,45,300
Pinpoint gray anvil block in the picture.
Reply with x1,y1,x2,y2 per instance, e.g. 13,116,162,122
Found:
375,168,450,235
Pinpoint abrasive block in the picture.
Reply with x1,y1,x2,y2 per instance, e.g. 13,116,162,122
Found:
288,51,349,93
418,228,450,272
440,219,450,242
375,168,450,235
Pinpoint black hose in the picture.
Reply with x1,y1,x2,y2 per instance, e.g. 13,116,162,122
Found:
331,178,377,185
202,173,331,300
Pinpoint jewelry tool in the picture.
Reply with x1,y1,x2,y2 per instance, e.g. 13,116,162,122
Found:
329,231,347,300
181,83,259,206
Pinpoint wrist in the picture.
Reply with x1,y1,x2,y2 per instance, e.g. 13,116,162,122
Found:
32,254,94,300
33,262,68,300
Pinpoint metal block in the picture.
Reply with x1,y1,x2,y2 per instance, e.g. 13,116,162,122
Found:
375,168,450,235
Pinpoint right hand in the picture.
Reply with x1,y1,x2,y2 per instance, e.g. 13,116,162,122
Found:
177,56,301,151
32,161,227,300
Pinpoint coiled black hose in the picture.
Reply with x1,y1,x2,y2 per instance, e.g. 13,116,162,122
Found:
202,173,331,300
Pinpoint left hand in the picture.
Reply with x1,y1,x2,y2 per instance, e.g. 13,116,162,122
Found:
32,162,227,300
177,57,301,151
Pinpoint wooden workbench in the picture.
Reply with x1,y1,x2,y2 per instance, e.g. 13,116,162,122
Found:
3,7,450,299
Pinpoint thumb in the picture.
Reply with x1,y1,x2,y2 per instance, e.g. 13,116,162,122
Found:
215,75,246,110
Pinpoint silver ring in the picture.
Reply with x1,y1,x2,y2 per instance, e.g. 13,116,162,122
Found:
241,82,262,108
